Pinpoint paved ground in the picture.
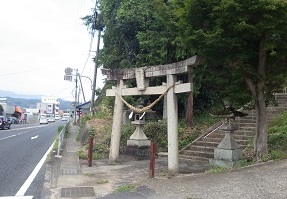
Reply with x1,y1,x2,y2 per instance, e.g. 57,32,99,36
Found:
42,124,287,199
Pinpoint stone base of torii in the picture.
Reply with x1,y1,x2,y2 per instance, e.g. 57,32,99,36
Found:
101,56,202,174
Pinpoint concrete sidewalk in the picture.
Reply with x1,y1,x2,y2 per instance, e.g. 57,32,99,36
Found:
42,124,287,199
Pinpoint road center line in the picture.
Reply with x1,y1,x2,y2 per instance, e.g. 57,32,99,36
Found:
0,134,16,141
0,131,30,141
15,141,55,196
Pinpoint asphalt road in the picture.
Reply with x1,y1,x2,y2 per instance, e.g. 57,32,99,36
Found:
0,121,65,198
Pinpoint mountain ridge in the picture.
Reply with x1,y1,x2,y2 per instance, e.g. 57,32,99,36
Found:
0,90,72,110
0,90,42,99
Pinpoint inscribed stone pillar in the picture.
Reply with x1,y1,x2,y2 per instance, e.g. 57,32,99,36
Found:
167,74,179,174
109,80,124,164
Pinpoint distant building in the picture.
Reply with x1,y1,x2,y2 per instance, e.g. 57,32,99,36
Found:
63,109,72,118
24,108,39,115
0,97,18,117
37,96,60,116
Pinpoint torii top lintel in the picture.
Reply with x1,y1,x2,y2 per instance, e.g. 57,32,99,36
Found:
101,55,201,81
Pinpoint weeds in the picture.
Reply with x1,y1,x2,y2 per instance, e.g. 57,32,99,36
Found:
114,184,137,193
96,179,109,184
207,166,229,173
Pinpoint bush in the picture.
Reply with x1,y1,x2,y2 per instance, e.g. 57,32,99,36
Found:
268,132,287,151
93,96,113,119
58,125,64,133
269,150,287,160
119,120,204,152
266,111,287,161
120,124,135,150
92,140,110,159
178,119,200,150
144,121,168,151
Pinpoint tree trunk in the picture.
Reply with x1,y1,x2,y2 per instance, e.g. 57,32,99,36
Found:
246,79,268,161
185,92,193,127
246,34,268,161
254,85,268,161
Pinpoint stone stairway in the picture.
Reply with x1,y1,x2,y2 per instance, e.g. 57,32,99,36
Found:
179,93,287,162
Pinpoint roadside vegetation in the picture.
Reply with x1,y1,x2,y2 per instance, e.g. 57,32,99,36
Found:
46,123,69,162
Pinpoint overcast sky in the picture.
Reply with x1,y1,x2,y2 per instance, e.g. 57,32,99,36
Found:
0,0,104,102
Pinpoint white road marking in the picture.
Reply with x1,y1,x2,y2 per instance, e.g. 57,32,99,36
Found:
31,135,39,140
15,141,55,197
0,124,47,142
0,134,17,141
0,196,33,198
0,132,29,141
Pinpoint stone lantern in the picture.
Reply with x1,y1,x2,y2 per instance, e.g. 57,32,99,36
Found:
209,101,247,168
126,97,151,159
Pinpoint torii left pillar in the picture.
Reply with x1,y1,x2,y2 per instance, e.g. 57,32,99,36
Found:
109,79,124,164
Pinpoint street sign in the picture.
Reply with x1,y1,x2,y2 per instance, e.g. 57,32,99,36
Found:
64,75,72,81
64,67,73,75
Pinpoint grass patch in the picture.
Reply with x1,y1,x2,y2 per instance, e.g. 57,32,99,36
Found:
114,184,137,193
207,166,229,173
84,173,95,177
234,159,254,168
78,150,87,159
96,179,109,184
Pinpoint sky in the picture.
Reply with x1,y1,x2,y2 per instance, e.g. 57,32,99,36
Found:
0,0,105,102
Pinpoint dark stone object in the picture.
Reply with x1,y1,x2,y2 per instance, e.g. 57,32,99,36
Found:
124,145,150,160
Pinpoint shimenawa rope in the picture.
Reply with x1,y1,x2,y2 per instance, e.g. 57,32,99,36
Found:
116,85,174,113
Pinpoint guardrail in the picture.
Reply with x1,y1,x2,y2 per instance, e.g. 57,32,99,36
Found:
55,122,69,158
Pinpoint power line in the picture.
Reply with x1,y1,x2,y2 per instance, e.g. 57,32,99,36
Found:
0,67,43,77
80,33,95,75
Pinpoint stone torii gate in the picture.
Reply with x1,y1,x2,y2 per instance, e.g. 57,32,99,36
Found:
102,56,201,173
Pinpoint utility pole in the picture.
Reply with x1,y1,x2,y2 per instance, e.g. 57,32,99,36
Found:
78,75,86,103
74,69,78,123
90,6,101,115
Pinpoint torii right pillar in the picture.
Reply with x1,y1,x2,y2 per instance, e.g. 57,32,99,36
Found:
167,74,179,175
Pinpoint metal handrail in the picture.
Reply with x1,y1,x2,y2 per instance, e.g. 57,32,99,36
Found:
55,122,69,157
203,120,226,156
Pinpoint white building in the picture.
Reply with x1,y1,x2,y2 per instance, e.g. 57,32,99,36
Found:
37,96,60,116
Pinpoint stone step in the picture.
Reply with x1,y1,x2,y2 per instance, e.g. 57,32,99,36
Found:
204,132,224,138
233,130,255,137
203,131,254,141
233,134,253,141
238,126,256,130
193,140,248,148
237,122,257,126
192,141,219,148
179,154,209,162
179,95,287,161
186,145,214,152
180,149,213,158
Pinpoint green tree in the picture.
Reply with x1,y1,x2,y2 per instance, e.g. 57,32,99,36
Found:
91,0,198,125
98,0,186,67
180,0,287,161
